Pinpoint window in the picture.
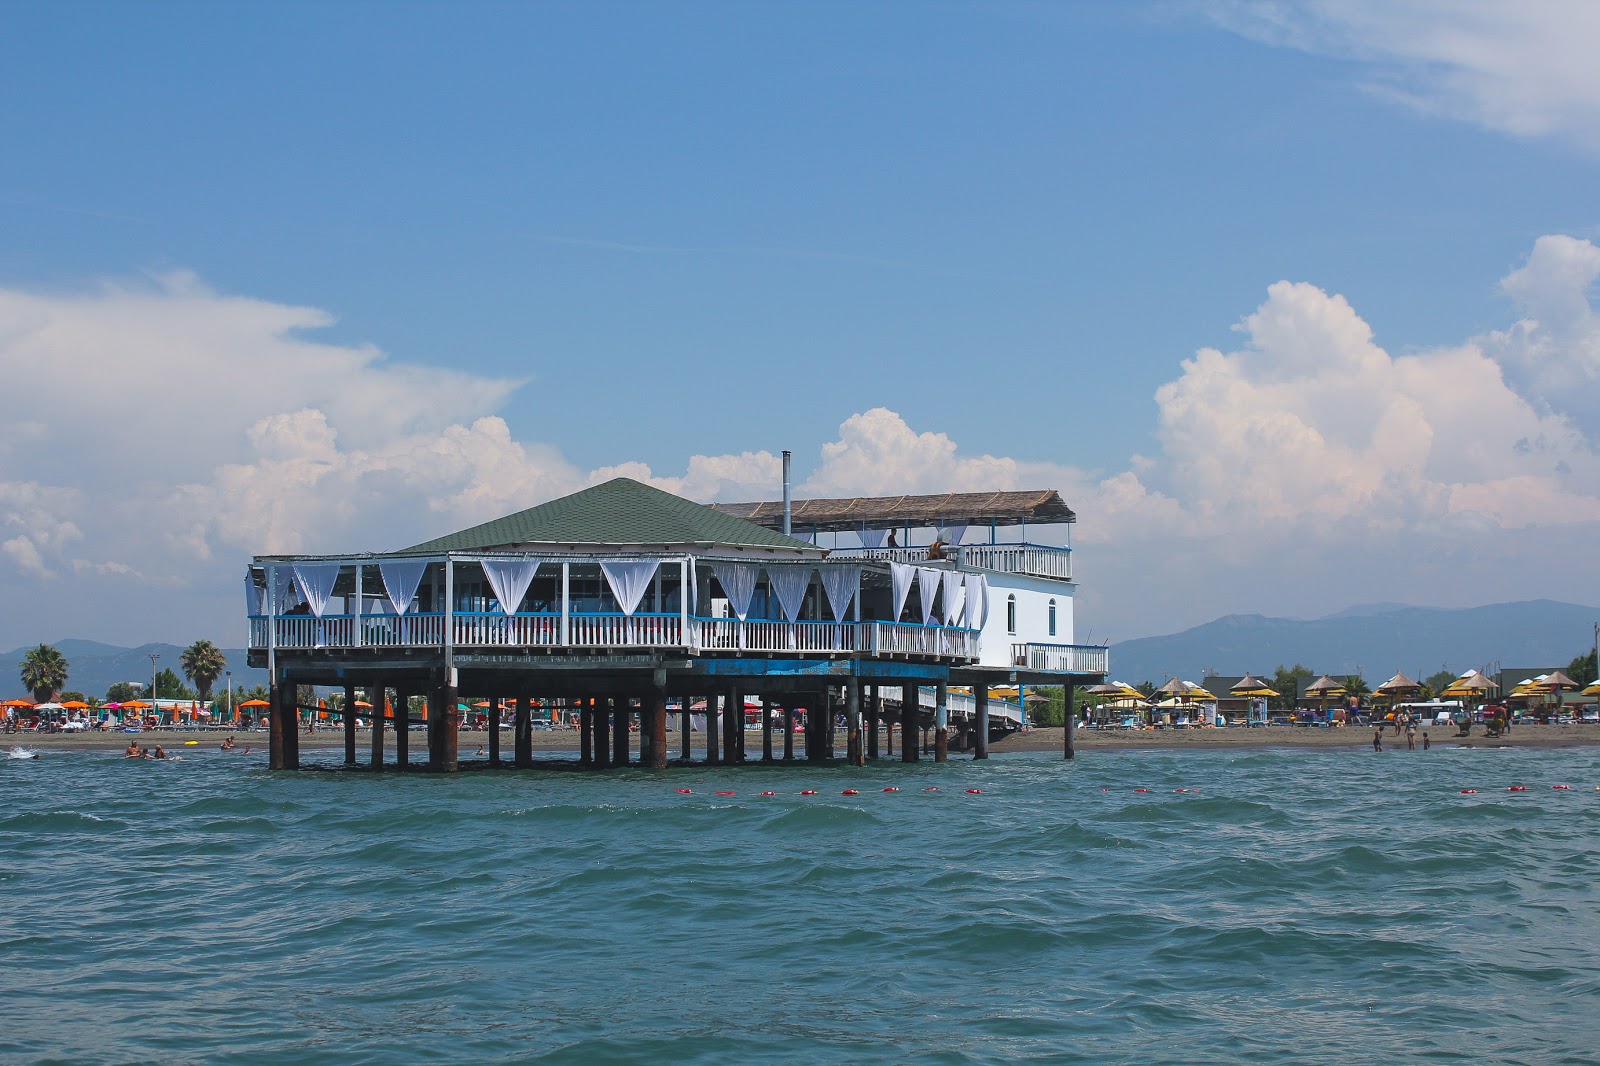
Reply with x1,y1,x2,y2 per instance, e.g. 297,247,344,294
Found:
1048,598,1057,637
1006,594,1017,635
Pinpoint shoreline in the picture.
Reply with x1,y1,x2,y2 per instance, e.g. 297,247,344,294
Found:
11,722,1600,754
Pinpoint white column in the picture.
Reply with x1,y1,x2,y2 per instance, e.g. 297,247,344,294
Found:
679,557,689,648
354,560,364,648
560,561,571,645
265,563,277,682
444,555,455,676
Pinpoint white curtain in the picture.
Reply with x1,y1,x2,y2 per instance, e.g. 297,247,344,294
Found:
819,565,858,621
271,567,301,614
961,573,981,627
859,526,886,549
941,570,963,624
245,571,263,616
767,566,812,621
686,558,697,615
715,563,760,621
600,559,661,616
379,559,429,616
890,562,914,623
940,523,968,546
917,567,941,625
971,574,990,629
292,563,342,619
481,558,542,615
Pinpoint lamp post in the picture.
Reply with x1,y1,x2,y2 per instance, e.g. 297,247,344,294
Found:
226,670,232,727
149,653,160,727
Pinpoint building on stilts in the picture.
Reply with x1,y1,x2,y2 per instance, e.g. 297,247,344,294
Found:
244,477,1107,771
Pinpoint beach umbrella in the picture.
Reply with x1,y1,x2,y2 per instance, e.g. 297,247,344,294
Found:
236,699,270,709
1305,675,1347,719
60,700,90,709
2,698,35,708
1582,680,1600,698
1230,675,1278,697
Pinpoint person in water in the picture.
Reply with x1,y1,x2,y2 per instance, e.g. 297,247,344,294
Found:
152,745,167,759
125,740,141,758
1422,732,1430,750
220,736,236,751
1372,729,1383,752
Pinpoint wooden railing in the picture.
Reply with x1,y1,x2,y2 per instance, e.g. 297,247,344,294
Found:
1010,642,1109,674
251,613,980,661
832,542,1072,580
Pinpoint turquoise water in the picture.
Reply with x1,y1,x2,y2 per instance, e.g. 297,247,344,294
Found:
3,744,1598,1064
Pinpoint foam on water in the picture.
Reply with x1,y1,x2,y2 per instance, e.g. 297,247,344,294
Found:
2,745,1599,1062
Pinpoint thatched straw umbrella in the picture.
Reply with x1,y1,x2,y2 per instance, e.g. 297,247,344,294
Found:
1305,674,1347,723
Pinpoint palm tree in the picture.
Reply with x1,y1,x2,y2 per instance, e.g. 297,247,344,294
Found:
19,644,69,703
179,640,228,700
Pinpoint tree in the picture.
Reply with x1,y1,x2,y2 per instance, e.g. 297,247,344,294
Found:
1423,670,1457,699
179,640,227,699
1344,675,1371,699
153,667,196,700
1270,664,1315,710
19,643,69,703
59,690,89,706
1027,685,1066,727
106,681,142,703
1567,648,1597,688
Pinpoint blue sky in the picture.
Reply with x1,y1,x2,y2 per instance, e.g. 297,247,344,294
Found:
3,1,1599,655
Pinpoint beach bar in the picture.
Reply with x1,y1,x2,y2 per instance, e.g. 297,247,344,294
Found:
245,478,1107,771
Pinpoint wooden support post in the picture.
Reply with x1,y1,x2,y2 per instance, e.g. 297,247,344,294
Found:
722,686,739,764
435,681,459,773
846,676,862,766
611,698,628,767
394,686,409,769
515,694,532,769
806,689,825,762
276,681,300,770
901,688,919,763
680,696,692,761
935,681,949,762
975,684,990,760
488,693,501,766
648,688,668,770
594,699,612,769
761,696,774,762
369,681,385,771
343,682,357,766
867,685,880,761
705,693,720,766
782,704,794,761
268,679,285,770
825,689,836,757
1064,682,1077,760
580,704,593,766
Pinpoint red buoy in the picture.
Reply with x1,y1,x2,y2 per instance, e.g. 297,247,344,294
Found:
882,787,900,792
964,788,982,794
1553,784,1571,790
715,790,736,796
1508,785,1529,791
674,788,692,794
1460,789,1479,794
800,789,818,795
923,787,940,792
1134,788,1152,793
842,789,859,795
759,791,776,796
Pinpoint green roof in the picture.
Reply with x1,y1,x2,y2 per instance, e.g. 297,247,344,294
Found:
401,478,822,554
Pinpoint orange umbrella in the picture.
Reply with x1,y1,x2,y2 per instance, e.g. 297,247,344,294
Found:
61,700,91,709
237,699,270,708
121,700,150,709
4,698,36,708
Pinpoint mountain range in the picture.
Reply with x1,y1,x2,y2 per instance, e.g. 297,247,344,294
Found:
1107,600,1599,686
1,639,266,701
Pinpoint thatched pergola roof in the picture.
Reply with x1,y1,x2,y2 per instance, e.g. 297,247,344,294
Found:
712,490,1075,534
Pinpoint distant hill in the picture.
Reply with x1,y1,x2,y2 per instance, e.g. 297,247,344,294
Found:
1109,600,1599,685
1,641,265,701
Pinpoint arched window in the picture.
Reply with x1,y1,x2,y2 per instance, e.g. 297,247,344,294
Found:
1006,594,1017,635
1048,598,1057,637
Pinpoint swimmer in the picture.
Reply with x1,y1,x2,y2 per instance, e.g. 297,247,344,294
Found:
125,740,142,758
220,736,236,751
152,745,167,759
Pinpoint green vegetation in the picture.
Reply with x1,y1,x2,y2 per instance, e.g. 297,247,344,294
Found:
153,667,196,700
105,680,142,703
179,640,228,699
19,643,69,703
1270,664,1315,710
1567,649,1597,688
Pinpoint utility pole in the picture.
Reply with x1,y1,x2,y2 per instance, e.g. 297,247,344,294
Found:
150,653,160,722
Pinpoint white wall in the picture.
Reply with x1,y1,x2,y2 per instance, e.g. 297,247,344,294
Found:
974,572,1075,668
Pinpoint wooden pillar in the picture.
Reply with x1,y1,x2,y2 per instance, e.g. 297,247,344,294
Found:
975,684,990,760
722,685,739,764
845,676,861,766
680,696,692,761
867,685,880,761
761,696,774,762
705,693,719,766
1064,682,1077,760
782,703,794,761
514,694,532,769
580,704,593,766
436,680,459,773
281,682,300,770
488,694,501,766
343,682,358,767
369,681,385,771
594,699,612,769
935,681,949,763
648,688,668,769
268,679,286,770
394,686,410,769
611,698,629,767
901,687,919,763
806,689,825,761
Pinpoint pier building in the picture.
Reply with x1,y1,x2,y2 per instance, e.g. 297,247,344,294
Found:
245,477,1107,770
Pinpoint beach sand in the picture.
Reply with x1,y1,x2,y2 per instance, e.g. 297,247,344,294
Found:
10,721,1598,755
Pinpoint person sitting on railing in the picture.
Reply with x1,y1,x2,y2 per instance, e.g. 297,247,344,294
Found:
926,540,945,560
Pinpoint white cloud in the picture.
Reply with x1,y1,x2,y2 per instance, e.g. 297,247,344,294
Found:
1204,1,1600,150
802,408,1020,497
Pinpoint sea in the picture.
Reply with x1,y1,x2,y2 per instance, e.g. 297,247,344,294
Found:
2,743,1598,1064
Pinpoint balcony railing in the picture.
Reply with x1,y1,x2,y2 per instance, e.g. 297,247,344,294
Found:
1010,642,1109,675
832,542,1071,581
250,613,979,661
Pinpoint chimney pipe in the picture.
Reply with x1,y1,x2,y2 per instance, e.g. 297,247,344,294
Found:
782,450,792,536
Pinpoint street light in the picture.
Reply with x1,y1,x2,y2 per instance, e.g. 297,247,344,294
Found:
150,653,159,727
226,670,233,726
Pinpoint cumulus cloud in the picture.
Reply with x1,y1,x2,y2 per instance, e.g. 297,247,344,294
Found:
1204,1,1600,150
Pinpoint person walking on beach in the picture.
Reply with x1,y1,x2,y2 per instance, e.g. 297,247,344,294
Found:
1372,729,1383,752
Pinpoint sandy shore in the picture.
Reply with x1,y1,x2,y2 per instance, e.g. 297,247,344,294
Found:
10,721,1599,755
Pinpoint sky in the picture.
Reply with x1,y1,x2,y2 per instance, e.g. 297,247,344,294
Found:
2,0,1599,653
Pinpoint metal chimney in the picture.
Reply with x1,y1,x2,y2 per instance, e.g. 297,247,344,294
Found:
781,450,792,536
